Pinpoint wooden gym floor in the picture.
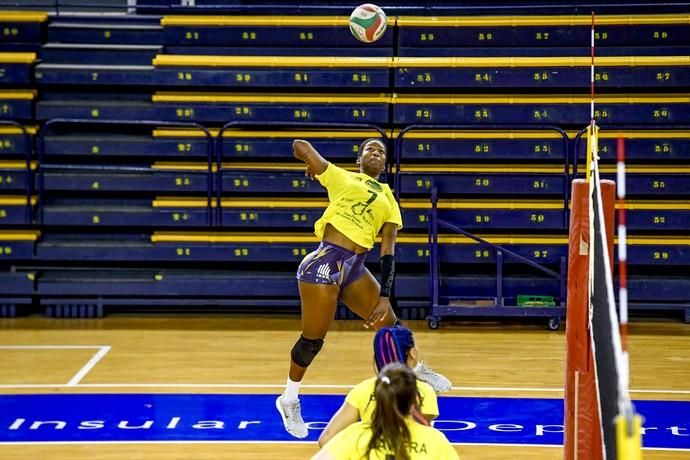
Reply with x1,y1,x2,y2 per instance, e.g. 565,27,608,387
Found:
0,315,688,459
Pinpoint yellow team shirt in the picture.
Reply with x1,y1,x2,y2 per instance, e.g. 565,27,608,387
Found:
314,163,403,250
345,377,439,422
323,419,459,460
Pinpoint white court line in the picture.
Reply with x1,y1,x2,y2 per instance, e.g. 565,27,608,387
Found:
0,345,107,350
0,441,685,451
0,382,687,394
67,346,111,386
0,345,111,387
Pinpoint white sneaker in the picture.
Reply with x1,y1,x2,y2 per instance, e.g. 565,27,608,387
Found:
414,361,452,393
276,395,308,439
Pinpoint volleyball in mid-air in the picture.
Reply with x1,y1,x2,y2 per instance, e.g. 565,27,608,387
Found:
349,4,387,43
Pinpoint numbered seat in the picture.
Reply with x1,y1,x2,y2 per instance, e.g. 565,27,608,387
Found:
392,93,690,125
0,229,39,260
153,55,391,88
152,92,391,124
397,13,690,48
0,90,37,121
393,56,690,89
161,15,394,50
0,11,47,50
0,52,37,84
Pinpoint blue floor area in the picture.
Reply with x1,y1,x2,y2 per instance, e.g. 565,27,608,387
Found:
0,394,688,449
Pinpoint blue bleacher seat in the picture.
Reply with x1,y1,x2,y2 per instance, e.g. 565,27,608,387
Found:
0,11,47,45
47,16,164,45
0,52,36,84
2,7,689,320
36,64,156,86
161,15,394,49
220,165,348,195
392,94,690,125
397,129,567,161
36,99,158,121
0,269,34,294
576,130,690,162
41,163,211,193
40,43,163,65
624,201,690,231
152,92,391,124
165,46,394,57
0,90,36,121
42,198,209,227
393,56,690,89
626,236,690,265
37,269,298,298
0,196,34,225
153,55,391,88
43,131,200,158
0,161,32,191
0,268,34,317
401,199,566,231
397,165,568,196
396,14,690,48
218,198,323,229
0,125,34,157
0,230,39,260
584,166,690,196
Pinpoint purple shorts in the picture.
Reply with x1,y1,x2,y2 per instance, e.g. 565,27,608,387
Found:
296,241,368,288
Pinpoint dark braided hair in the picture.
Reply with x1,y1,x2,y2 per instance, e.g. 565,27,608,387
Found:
373,326,415,372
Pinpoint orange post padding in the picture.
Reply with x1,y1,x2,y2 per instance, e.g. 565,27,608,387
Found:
564,178,615,460
564,179,601,460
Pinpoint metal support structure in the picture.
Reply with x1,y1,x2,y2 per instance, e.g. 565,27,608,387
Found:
395,124,569,329
394,123,570,228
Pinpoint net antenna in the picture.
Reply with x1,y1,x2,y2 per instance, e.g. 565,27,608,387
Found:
565,11,643,460
587,11,642,460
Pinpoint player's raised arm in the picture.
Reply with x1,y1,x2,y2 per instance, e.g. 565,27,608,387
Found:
293,139,328,178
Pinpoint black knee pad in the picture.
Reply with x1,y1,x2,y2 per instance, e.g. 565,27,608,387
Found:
291,335,324,368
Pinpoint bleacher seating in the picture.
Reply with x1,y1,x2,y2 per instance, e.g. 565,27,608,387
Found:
0,11,47,52
392,94,690,125
0,5,689,322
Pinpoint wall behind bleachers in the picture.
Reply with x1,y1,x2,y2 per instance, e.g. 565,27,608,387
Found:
0,2,689,323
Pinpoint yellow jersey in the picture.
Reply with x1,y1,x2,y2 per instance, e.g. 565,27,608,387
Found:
345,377,439,423
314,163,403,250
323,419,459,460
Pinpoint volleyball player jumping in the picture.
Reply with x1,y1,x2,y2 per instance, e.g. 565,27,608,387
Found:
276,138,451,439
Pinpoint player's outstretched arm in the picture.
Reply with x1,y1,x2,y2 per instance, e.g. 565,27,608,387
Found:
293,139,328,178
317,401,359,447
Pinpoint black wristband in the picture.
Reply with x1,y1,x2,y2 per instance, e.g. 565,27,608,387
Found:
380,254,395,298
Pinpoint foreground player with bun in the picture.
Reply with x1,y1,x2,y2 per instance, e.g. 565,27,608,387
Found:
318,325,439,447
312,362,459,460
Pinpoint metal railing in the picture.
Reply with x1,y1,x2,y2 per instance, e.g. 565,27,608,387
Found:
214,121,387,226
36,118,214,226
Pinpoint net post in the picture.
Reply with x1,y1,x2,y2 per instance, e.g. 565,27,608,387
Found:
564,178,602,460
